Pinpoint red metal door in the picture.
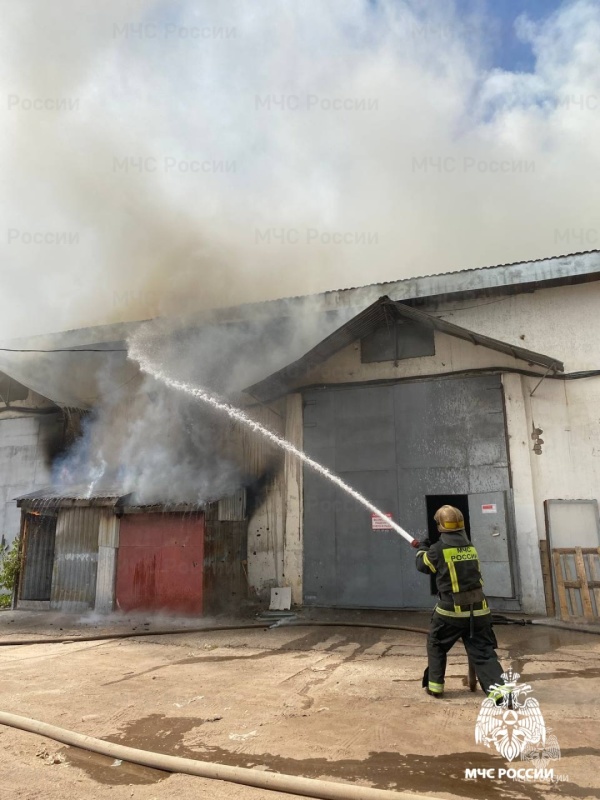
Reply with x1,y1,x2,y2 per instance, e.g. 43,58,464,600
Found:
116,513,204,614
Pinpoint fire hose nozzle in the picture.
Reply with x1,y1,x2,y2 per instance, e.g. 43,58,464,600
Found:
410,538,420,549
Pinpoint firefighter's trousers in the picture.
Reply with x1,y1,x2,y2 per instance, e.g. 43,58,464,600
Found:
425,610,503,695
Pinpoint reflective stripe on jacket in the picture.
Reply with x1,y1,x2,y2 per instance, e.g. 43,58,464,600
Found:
416,530,490,617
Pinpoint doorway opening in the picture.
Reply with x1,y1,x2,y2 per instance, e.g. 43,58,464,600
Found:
424,495,471,595
19,510,58,601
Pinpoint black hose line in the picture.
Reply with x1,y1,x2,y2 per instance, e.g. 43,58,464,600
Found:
0,617,544,647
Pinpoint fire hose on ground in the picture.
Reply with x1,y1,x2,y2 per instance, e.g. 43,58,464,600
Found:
0,620,477,797
0,615,542,796
0,619,493,688
0,616,529,648
0,710,450,800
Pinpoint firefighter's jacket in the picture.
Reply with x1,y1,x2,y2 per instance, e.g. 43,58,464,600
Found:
416,530,490,618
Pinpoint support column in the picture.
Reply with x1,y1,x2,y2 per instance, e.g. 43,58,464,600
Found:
502,374,546,615
283,393,303,605
95,512,120,613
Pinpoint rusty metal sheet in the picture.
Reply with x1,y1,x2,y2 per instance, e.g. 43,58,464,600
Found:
116,513,204,614
203,509,247,614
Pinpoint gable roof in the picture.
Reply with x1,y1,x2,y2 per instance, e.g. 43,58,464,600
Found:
245,296,564,403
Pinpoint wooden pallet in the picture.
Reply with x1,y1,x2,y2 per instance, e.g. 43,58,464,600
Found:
552,547,600,621
539,540,555,616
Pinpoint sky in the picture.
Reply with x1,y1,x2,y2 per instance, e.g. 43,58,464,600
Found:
471,0,564,72
1,0,599,339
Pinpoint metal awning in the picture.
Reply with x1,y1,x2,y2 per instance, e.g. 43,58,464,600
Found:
245,296,564,403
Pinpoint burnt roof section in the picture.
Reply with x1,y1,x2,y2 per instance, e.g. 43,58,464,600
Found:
16,486,205,511
245,296,564,403
17,485,122,508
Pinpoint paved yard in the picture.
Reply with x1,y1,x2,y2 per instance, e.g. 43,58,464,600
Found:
0,611,599,799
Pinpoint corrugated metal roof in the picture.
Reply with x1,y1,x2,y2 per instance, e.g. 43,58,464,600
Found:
311,249,600,302
131,248,600,321
16,486,206,511
245,296,564,403
17,485,122,507
4,251,600,349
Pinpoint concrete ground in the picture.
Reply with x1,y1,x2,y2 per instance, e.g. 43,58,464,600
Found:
0,609,599,800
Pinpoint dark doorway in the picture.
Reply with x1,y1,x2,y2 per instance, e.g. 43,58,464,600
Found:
425,495,471,595
20,510,57,601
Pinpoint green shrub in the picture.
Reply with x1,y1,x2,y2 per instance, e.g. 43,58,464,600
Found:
0,537,21,601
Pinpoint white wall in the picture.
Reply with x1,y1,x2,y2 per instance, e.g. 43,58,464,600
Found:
294,327,523,387
245,394,304,605
0,404,60,549
428,280,600,372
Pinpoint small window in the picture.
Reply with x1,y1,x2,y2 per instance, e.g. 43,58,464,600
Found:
361,320,435,363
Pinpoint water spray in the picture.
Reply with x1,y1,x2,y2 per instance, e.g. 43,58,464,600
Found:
129,342,419,548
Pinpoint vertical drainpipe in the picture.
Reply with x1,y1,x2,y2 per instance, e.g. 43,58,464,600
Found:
95,510,120,613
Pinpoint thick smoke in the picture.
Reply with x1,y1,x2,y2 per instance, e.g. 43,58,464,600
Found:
51,304,352,504
3,0,600,503
1,1,600,340
52,367,242,505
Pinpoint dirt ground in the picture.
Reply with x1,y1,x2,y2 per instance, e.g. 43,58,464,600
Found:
0,609,599,800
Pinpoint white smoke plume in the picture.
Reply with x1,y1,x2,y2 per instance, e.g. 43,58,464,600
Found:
2,0,600,504
1,0,600,341
51,304,352,504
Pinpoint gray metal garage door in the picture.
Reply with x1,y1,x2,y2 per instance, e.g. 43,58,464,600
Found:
302,376,514,609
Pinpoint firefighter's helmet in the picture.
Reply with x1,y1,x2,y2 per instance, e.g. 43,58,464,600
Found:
434,505,465,532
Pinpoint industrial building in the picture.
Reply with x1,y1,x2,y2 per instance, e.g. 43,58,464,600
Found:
2,251,600,621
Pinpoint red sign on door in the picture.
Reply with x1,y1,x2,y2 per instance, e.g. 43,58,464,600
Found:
482,503,497,514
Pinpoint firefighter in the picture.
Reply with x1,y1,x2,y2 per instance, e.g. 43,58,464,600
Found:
416,505,504,700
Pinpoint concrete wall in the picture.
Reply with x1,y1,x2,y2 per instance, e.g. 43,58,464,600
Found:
245,394,304,604
502,373,545,613
0,394,61,549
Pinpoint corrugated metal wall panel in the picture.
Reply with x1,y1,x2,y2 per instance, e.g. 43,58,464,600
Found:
218,489,246,521
20,511,57,601
223,405,284,478
50,506,101,612
116,513,204,614
204,504,247,614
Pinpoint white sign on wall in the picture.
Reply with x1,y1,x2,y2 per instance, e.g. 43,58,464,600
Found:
371,513,393,530
482,503,497,514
